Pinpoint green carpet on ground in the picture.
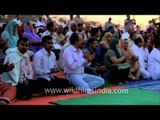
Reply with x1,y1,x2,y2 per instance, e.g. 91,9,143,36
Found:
50,88,160,105
99,78,114,88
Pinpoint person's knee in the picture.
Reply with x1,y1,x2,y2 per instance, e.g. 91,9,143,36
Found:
78,82,89,89
10,86,16,91
146,73,151,79
96,77,105,86
100,78,105,84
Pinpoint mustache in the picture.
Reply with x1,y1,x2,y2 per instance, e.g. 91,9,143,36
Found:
21,48,27,52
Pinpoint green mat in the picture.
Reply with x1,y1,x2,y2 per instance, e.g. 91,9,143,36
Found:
99,78,114,88
50,88,160,105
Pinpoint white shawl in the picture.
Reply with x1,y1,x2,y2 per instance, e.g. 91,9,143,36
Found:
2,47,28,86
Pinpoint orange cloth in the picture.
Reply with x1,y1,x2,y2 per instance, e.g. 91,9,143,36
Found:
0,82,16,103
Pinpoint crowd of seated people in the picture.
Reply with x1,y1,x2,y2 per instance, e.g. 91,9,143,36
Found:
0,15,160,105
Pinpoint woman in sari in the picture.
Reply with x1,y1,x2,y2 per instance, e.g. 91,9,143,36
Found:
23,21,42,54
104,38,130,84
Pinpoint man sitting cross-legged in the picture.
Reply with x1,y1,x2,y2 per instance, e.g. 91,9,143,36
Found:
32,35,71,95
63,33,104,94
2,37,36,101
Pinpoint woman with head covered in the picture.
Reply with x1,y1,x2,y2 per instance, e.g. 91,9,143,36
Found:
104,37,130,84
23,21,42,54
1,19,19,48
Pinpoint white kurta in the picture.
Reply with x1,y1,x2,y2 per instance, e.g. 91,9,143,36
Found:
131,44,151,79
140,47,149,62
19,55,33,83
148,48,160,80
